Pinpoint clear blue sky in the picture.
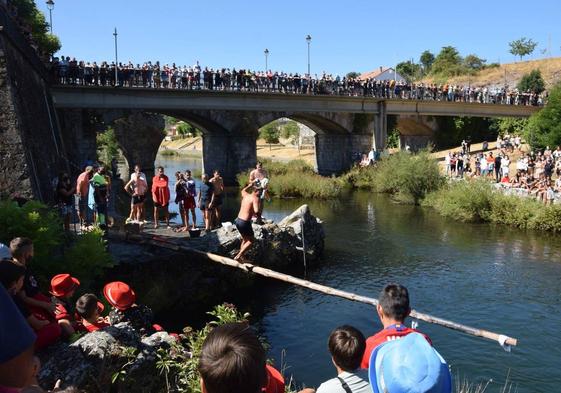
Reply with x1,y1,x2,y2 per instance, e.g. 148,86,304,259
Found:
39,0,561,75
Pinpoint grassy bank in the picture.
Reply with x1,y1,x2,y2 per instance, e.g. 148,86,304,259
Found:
343,150,444,204
423,180,561,232
237,159,343,199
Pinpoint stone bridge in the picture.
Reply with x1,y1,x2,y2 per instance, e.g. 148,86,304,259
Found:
51,86,538,182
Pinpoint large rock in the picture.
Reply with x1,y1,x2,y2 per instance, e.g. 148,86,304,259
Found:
209,204,324,270
38,323,175,393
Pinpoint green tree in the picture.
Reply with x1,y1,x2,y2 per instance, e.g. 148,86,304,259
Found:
419,50,435,73
97,127,120,166
490,117,528,137
509,37,538,61
259,123,280,149
396,61,421,82
280,120,300,140
463,54,486,72
517,69,545,94
525,83,561,149
12,0,61,55
346,71,361,79
431,46,463,77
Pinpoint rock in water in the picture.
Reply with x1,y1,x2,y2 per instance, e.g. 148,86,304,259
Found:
38,323,175,392
210,204,324,269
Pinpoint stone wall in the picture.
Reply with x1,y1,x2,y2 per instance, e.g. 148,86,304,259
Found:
0,10,67,201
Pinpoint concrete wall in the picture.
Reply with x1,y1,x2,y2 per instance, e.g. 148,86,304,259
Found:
0,10,67,201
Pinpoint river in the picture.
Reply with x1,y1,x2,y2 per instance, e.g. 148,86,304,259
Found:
156,154,561,393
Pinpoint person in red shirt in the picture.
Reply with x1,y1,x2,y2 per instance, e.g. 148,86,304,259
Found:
360,283,431,369
75,294,109,333
151,166,170,229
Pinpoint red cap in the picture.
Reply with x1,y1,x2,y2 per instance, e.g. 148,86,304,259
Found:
50,273,80,297
103,281,136,311
263,365,285,393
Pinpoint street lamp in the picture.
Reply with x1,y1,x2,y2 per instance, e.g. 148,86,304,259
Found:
46,0,54,34
264,48,269,71
306,34,311,76
113,28,119,87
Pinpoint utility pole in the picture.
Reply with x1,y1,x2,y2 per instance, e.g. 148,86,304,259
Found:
113,28,118,87
306,35,311,76
46,0,54,33
264,48,269,71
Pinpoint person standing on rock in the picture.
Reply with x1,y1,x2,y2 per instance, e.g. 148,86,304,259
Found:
198,174,215,231
249,162,269,224
124,164,148,224
234,182,260,261
210,169,224,228
184,170,198,229
151,166,170,229
76,165,94,229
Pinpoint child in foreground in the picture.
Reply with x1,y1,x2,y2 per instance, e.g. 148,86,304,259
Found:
103,281,156,335
75,294,109,332
50,273,80,337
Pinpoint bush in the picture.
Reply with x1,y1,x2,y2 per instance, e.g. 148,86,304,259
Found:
346,151,444,204
0,200,113,288
236,160,342,199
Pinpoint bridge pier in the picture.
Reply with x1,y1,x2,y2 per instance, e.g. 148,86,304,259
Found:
112,113,165,180
373,101,388,151
57,109,98,172
202,133,257,184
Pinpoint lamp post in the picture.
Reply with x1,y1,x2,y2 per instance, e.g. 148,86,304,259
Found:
264,48,269,71
46,0,54,33
306,34,311,76
113,28,118,87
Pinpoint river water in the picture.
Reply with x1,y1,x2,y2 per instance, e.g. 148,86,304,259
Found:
156,155,561,393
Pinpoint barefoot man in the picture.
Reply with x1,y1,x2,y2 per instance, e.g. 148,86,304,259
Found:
249,162,268,224
234,182,260,261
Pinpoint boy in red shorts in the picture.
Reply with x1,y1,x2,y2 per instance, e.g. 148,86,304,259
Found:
360,283,431,369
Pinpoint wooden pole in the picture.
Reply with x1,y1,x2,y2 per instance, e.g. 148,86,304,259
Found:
145,238,518,347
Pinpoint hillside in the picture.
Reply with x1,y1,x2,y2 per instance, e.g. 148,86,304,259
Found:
422,57,561,89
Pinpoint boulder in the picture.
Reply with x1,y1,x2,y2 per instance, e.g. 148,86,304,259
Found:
38,323,175,393
208,204,324,270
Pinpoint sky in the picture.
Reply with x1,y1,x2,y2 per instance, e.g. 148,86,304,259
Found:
38,0,561,76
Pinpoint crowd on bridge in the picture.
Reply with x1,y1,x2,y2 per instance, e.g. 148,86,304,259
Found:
49,57,546,106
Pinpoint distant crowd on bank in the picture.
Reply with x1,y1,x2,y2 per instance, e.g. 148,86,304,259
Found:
48,57,546,106
445,135,561,204
1,246,452,393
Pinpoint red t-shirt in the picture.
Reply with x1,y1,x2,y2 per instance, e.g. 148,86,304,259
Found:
263,365,284,393
83,319,110,332
360,324,432,369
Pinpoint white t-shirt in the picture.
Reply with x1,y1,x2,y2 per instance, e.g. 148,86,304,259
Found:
316,370,371,393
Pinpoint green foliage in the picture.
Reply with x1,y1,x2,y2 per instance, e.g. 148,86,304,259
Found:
420,50,435,73
424,179,561,232
525,83,561,149
517,69,545,94
12,0,61,54
434,116,495,150
463,54,486,72
490,118,528,137
396,60,421,82
160,150,179,156
509,37,538,61
62,228,114,289
260,123,280,145
345,151,445,204
345,71,360,79
431,46,464,77
236,160,343,199
386,128,400,149
97,127,120,167
156,304,250,393
0,200,63,262
176,121,201,137
0,200,113,288
280,121,300,140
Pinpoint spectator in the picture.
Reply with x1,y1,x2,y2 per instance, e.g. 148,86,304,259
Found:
55,173,75,231
75,294,109,333
360,283,430,369
198,174,215,231
368,333,451,393
49,274,80,337
152,166,170,229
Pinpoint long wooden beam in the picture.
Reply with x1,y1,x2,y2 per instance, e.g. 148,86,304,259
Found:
146,238,518,347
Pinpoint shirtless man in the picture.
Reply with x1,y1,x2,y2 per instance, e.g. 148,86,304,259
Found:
248,162,269,224
234,182,260,261
209,170,224,228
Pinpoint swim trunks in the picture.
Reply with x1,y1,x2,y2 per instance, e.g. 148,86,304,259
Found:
235,217,254,238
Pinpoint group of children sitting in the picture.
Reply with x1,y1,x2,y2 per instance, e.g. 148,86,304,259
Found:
0,238,159,353
0,236,452,393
